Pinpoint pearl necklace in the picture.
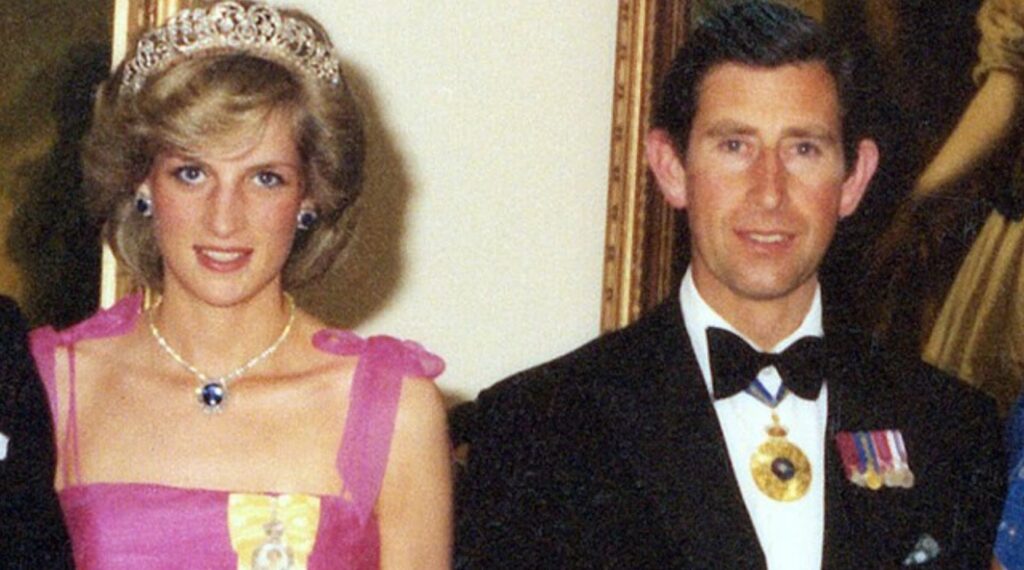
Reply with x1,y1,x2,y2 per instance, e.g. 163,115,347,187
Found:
147,294,296,413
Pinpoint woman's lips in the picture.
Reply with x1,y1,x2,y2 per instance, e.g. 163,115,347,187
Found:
194,246,252,272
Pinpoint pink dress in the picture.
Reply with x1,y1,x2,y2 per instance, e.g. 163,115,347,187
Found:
29,295,445,569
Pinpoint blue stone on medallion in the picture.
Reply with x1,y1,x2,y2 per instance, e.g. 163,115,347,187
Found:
771,457,796,481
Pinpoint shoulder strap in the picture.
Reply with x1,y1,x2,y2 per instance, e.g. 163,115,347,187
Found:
29,325,81,484
314,331,443,524
28,294,142,485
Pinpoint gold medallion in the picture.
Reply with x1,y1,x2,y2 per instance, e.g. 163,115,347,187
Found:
750,415,811,502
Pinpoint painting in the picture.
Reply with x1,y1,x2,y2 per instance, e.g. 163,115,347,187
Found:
0,0,114,326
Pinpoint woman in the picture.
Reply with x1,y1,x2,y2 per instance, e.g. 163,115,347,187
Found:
29,1,451,568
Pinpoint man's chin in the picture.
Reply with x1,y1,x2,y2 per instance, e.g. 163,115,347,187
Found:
728,273,817,304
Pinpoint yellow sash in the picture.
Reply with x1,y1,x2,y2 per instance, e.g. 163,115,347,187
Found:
227,493,322,569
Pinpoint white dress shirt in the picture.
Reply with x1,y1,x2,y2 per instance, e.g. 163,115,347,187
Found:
679,267,828,570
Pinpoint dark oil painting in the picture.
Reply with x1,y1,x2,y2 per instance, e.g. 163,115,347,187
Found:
0,0,111,326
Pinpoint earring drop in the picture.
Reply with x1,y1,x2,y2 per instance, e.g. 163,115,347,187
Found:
135,194,153,217
297,209,318,231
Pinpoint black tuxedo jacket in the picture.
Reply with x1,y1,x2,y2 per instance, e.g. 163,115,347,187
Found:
455,297,1005,569
0,296,73,568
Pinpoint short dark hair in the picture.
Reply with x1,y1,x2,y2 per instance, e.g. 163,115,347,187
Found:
652,1,870,167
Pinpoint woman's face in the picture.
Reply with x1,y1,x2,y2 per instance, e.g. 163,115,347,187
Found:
145,111,307,307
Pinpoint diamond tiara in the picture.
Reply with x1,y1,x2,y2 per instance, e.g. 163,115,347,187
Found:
121,1,343,96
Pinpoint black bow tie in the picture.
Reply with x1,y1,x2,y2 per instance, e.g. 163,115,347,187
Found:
707,327,825,401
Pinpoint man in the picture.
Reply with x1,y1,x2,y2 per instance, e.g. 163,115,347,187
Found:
0,295,72,567
455,2,1004,568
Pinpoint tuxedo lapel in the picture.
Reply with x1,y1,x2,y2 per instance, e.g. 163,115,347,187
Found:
605,298,766,568
822,342,857,568
820,339,918,568
602,300,927,568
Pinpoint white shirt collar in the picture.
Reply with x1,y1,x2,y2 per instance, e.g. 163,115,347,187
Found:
679,266,824,398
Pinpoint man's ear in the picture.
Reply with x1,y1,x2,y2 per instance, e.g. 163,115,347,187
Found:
838,139,880,218
646,129,689,209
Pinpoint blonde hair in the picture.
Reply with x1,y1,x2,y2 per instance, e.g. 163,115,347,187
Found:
82,2,364,289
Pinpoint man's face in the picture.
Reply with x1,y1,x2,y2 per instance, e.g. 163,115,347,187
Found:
650,61,876,315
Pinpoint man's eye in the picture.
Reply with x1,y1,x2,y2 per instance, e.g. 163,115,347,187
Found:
255,171,285,188
795,142,820,156
722,139,744,152
173,166,205,184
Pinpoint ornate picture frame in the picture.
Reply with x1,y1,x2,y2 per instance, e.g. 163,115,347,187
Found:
101,0,200,305
600,0,689,333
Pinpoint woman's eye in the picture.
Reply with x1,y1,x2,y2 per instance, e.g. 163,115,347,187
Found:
173,165,205,184
255,171,285,188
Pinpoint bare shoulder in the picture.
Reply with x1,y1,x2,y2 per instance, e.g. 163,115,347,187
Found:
393,378,448,442
378,376,452,565
70,322,152,376
380,376,450,512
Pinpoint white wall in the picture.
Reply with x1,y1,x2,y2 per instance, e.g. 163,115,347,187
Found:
293,2,619,401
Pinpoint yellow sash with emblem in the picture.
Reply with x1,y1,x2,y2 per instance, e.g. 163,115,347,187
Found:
228,493,322,570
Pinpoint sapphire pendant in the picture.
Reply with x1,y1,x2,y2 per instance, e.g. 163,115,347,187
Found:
198,381,227,412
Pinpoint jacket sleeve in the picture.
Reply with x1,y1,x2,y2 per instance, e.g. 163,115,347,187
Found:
944,375,1006,569
454,372,579,569
0,297,74,568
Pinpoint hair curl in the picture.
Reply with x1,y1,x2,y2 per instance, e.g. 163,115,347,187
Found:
82,1,365,290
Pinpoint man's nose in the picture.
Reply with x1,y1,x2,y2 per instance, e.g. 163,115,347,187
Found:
749,149,787,209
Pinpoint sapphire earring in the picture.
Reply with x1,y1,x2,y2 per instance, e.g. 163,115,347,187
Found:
297,209,317,231
135,194,153,217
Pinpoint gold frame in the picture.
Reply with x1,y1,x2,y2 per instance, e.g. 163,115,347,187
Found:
100,0,198,306
600,0,689,332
